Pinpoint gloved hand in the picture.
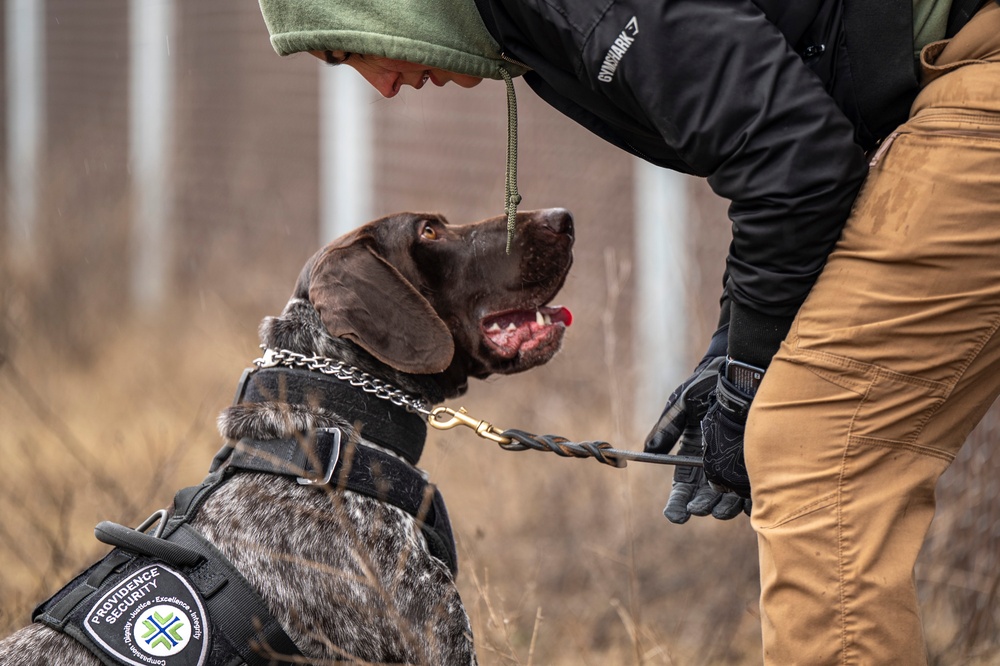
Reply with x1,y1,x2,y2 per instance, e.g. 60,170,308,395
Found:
643,327,751,523
701,360,760,499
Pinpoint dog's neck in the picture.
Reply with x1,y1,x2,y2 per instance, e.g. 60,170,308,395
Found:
216,301,468,466
259,299,469,402
225,361,428,465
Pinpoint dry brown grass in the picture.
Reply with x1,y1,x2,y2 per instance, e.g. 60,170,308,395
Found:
0,268,997,665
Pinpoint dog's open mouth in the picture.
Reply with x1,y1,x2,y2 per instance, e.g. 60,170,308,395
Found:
481,305,572,360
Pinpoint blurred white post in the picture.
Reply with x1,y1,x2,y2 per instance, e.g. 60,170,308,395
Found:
5,0,44,267
633,159,690,429
129,0,174,310
319,63,373,244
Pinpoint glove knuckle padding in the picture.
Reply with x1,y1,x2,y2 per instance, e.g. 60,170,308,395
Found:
701,374,754,498
703,405,749,479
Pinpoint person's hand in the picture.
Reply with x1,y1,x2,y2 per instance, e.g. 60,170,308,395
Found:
643,328,750,523
701,360,760,499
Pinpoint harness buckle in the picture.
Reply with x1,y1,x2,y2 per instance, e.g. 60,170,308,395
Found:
297,427,342,486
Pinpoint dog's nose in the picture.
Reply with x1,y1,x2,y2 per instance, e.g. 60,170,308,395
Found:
539,208,574,237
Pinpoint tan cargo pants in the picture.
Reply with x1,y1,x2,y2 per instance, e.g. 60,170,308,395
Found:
745,4,1000,664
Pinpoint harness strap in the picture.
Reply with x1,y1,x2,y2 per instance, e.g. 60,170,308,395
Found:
168,524,302,665
213,430,458,574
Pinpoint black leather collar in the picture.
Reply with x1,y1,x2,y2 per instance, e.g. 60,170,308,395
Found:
233,366,427,465
225,365,457,573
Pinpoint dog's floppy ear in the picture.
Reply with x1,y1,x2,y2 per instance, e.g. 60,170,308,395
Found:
307,243,455,374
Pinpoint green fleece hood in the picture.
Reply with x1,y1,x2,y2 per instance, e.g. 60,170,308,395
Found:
258,0,526,80
259,0,527,251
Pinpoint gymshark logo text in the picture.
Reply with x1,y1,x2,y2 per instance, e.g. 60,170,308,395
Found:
597,16,639,83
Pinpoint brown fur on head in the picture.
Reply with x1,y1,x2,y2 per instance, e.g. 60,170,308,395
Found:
260,209,575,403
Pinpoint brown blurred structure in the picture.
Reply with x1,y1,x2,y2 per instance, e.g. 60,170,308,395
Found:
0,2,997,664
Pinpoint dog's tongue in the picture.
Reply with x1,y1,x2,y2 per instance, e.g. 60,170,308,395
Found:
484,306,572,358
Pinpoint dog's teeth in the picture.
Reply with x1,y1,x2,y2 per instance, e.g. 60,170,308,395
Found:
543,313,552,325
488,323,502,332
536,310,545,326
506,322,517,332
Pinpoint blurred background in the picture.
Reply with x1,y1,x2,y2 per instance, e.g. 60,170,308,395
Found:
0,1,998,664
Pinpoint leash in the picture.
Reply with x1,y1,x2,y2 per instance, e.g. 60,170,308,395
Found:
426,406,703,469
256,347,703,470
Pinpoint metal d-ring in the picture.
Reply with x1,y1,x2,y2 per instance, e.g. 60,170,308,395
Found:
296,427,343,486
135,508,169,539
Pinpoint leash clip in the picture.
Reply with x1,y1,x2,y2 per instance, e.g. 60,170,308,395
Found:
257,348,281,368
428,407,512,445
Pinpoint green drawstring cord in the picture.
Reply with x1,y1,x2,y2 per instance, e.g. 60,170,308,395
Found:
499,66,520,254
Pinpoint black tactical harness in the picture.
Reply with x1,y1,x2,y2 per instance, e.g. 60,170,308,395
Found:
33,365,457,666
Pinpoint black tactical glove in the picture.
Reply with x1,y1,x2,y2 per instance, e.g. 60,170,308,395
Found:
701,359,763,499
644,327,751,523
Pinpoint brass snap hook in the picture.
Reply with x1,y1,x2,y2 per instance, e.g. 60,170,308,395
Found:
427,407,512,445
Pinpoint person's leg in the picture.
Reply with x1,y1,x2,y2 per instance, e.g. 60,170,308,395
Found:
746,5,1000,664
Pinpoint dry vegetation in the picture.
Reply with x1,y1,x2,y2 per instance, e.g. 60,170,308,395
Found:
0,237,998,665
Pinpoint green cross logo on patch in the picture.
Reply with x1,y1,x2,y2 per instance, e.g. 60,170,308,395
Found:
141,610,186,651
134,604,192,657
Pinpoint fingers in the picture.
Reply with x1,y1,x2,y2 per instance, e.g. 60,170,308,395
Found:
665,485,749,523
685,483,722,516
711,493,747,520
663,474,723,523
663,482,697,524
664,458,752,524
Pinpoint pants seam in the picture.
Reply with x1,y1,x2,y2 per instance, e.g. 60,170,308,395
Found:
755,492,838,530
911,109,1000,126
916,313,1000,444
790,346,950,395
837,379,869,666
910,112,1000,130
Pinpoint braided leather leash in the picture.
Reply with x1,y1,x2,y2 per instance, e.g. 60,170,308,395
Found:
427,406,703,469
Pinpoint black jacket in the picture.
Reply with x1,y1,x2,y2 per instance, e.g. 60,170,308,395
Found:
473,0,982,365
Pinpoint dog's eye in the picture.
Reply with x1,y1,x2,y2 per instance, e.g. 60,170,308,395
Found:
420,223,439,240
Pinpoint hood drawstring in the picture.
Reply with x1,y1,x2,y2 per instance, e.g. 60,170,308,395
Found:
498,66,520,254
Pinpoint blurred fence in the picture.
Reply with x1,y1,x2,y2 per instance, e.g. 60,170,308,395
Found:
0,1,998,664
2,0,722,402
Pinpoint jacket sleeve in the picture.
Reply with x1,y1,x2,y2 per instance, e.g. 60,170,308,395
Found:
584,0,869,365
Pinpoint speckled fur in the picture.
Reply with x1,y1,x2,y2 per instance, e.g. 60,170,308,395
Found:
0,210,575,665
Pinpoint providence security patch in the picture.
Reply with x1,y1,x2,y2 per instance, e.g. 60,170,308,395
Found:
84,564,209,666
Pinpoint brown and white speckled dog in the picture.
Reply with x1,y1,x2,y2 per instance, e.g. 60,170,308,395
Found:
0,208,574,665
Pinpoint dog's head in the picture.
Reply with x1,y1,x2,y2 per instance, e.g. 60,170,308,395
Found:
262,209,574,400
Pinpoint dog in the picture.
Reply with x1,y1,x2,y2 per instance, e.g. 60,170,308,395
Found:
0,208,574,665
